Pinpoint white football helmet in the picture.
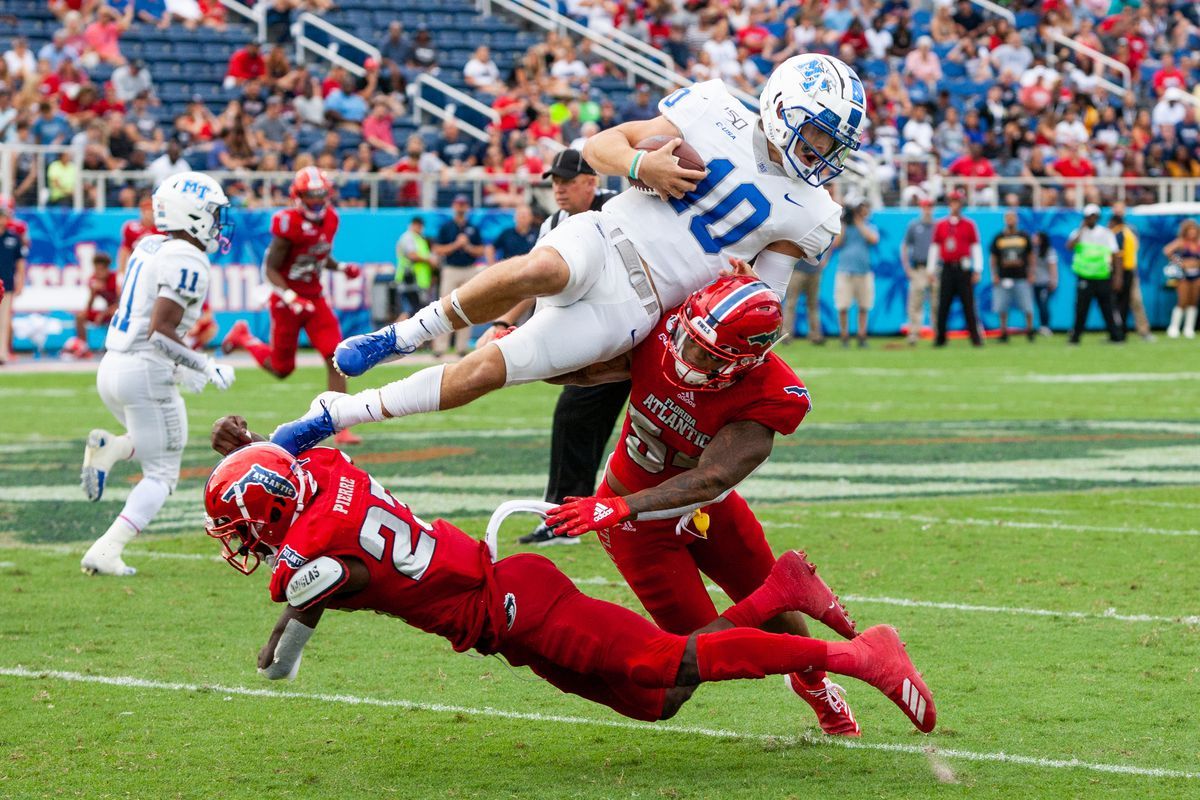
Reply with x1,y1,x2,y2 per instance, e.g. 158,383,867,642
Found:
153,171,233,254
759,54,867,187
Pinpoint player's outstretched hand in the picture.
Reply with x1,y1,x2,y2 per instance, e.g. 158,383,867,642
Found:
545,495,632,537
211,415,254,455
639,138,707,201
720,256,760,279
475,323,516,349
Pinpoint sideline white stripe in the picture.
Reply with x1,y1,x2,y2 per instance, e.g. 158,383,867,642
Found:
1116,500,1200,510
783,511,1200,538
0,666,1192,780
570,578,1200,627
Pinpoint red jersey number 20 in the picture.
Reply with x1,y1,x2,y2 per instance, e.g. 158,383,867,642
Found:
358,476,437,581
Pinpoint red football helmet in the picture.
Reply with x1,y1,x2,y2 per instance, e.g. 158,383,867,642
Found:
664,275,783,390
290,166,332,221
203,442,313,574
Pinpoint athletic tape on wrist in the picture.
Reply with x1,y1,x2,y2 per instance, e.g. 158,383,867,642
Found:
150,330,208,372
628,151,644,181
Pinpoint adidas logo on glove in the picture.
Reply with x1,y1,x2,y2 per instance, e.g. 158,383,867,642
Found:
593,503,614,522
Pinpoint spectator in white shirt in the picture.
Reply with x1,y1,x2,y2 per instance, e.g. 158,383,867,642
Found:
902,103,935,156
111,59,154,103
702,20,739,78
991,32,1032,77
1151,89,1188,130
550,46,588,87
1053,107,1089,147
463,45,505,95
865,17,893,61
3,37,37,80
147,139,190,186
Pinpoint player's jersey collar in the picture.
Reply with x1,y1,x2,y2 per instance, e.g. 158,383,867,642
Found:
753,123,786,177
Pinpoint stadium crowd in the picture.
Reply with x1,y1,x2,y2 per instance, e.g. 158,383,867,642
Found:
2,0,1200,210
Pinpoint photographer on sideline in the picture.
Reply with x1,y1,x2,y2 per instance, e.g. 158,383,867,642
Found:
831,201,879,349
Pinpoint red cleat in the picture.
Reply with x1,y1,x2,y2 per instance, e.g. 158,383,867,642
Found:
766,550,858,640
786,673,861,737
221,320,251,355
851,625,936,733
333,428,362,446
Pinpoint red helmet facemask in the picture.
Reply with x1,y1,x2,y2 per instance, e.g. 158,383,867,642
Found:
663,276,784,391
203,442,313,574
290,167,332,222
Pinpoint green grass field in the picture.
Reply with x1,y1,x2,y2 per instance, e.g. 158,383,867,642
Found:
1,336,1199,799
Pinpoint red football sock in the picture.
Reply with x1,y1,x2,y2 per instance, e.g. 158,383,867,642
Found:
695,629,823,681
243,336,271,369
721,581,789,628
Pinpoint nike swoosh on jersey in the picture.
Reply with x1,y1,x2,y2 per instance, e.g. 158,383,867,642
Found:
783,193,805,208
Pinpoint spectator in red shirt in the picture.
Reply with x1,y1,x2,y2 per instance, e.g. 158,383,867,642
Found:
1152,53,1187,97
491,92,526,132
392,134,427,207
526,107,562,142
839,19,869,58
736,15,772,56
1050,145,1097,179
362,98,398,158
947,142,998,203
224,41,265,89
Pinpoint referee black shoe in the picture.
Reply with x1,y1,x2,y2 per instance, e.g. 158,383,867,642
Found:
518,524,580,546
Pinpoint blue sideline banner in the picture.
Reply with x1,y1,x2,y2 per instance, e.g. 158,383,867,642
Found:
8,206,1194,352
803,208,1191,338
11,208,515,353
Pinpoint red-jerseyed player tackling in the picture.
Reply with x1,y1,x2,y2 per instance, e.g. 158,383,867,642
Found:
542,274,880,736
222,167,362,445
203,427,936,731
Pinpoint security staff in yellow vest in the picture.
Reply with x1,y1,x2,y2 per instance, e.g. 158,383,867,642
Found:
1067,204,1123,345
1108,202,1154,342
394,216,437,320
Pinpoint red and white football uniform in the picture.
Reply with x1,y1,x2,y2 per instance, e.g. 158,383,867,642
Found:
85,270,120,323
599,306,811,634
264,206,343,374
121,217,159,255
267,447,684,720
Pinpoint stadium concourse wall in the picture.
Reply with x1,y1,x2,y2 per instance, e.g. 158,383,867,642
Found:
9,207,1192,353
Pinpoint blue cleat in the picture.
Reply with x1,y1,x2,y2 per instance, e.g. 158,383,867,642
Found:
334,325,414,378
270,397,338,455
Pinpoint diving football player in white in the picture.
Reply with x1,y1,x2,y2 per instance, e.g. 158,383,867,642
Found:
80,172,236,576
271,55,867,454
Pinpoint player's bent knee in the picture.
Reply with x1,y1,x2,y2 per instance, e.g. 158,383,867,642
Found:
511,248,570,296
659,685,697,720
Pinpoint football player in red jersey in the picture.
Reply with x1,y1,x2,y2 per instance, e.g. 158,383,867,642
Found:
117,194,159,279
221,167,363,445
65,250,119,358
541,274,870,736
203,427,936,732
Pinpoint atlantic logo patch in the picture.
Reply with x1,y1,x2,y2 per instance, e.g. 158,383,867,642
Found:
276,545,308,570
221,464,297,503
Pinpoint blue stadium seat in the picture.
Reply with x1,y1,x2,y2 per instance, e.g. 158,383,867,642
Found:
943,61,967,79
911,10,932,30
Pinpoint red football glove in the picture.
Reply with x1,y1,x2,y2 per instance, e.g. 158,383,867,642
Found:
545,495,632,537
270,290,316,320
341,264,361,279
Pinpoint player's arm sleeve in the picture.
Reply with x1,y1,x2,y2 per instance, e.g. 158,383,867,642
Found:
730,380,812,436
753,248,799,298
796,209,843,264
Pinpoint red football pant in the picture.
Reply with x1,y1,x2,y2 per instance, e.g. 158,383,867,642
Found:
262,295,343,377
596,483,776,633
491,554,841,721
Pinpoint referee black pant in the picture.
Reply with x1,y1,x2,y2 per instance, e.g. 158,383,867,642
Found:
1069,276,1123,343
935,264,982,346
544,381,632,503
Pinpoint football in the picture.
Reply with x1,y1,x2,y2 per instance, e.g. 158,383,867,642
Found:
630,135,705,195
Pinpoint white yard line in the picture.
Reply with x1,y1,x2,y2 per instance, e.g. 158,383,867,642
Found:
569,578,1200,628
783,511,1200,538
1116,499,1200,510
0,666,1192,780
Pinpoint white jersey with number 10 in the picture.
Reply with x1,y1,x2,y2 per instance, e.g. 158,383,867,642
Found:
104,234,211,359
601,79,843,309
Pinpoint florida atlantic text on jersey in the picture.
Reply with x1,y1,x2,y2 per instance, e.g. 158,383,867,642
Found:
601,80,842,308
105,235,210,358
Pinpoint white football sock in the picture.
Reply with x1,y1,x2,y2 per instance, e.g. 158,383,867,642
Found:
1185,307,1197,338
118,477,171,530
1168,306,1183,338
327,390,388,430
392,301,453,350
378,364,446,419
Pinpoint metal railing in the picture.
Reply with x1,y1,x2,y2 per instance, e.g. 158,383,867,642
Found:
1046,32,1132,100
0,143,87,210
217,0,266,42
292,12,381,78
965,0,1015,24
940,176,1200,208
478,0,684,94
409,73,500,142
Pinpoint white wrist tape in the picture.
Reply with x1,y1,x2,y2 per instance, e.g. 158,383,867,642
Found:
273,286,300,305
150,330,208,372
449,289,475,326
258,618,315,681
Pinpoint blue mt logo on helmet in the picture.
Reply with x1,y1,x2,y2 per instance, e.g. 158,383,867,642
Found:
180,179,210,199
222,465,298,503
